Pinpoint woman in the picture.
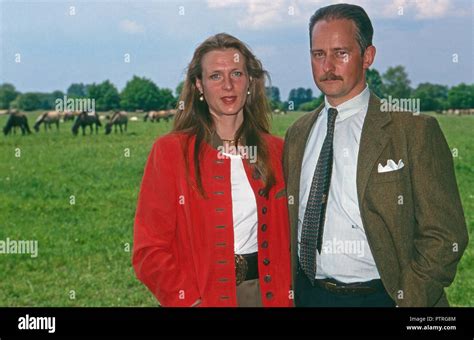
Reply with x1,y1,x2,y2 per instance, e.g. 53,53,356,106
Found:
132,33,292,307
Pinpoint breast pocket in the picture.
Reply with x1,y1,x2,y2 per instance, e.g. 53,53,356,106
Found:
372,168,404,183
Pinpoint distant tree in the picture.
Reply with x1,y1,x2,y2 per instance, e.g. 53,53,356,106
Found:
366,68,385,98
266,86,281,103
298,93,324,111
0,83,20,109
412,83,448,111
121,76,175,111
158,88,176,109
17,93,41,111
265,86,282,111
288,87,314,109
269,100,284,111
67,83,88,97
382,65,411,98
175,81,184,98
87,80,120,111
36,91,64,110
447,83,474,109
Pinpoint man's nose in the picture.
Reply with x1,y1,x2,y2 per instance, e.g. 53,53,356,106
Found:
322,55,336,73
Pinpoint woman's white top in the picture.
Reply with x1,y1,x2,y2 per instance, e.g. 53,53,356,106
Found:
222,152,258,255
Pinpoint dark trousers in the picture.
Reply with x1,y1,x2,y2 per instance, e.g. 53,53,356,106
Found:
295,266,396,307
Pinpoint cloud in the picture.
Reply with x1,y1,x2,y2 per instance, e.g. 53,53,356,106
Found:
119,19,145,34
207,0,243,8
206,0,468,30
413,0,451,19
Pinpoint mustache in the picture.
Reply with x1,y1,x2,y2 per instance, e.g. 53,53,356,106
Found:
320,73,343,81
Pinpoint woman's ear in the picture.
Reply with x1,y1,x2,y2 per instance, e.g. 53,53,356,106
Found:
195,79,203,93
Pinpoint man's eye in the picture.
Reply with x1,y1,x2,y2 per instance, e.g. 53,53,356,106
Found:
232,71,242,77
210,74,221,80
312,52,324,59
336,51,348,58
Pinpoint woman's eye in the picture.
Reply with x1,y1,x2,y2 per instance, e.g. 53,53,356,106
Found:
232,71,242,77
210,74,221,80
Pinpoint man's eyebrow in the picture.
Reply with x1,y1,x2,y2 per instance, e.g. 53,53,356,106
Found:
310,47,351,52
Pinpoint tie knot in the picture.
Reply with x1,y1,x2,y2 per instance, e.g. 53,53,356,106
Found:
327,108,338,127
328,108,338,121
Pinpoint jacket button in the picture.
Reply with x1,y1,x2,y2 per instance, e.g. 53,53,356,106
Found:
262,207,267,214
263,258,270,265
266,292,273,299
264,275,271,283
258,189,265,196
261,224,267,232
261,241,268,248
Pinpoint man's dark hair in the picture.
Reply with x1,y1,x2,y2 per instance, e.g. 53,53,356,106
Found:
309,3,373,54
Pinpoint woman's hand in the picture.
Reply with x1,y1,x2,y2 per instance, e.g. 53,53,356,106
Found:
191,299,202,307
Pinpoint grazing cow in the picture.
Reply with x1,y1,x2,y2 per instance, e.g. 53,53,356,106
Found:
34,111,60,132
72,112,102,136
144,109,175,122
105,111,128,135
3,110,31,135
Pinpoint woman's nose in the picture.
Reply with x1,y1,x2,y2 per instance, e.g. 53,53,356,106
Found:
222,76,233,90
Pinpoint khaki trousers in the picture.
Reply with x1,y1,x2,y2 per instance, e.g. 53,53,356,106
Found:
236,278,263,307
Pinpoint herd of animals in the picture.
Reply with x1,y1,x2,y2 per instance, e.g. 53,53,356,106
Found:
1,109,177,136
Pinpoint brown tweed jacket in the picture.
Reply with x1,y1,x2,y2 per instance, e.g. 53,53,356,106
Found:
283,92,469,307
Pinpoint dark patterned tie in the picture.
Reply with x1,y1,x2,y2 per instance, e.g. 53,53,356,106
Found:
300,107,338,285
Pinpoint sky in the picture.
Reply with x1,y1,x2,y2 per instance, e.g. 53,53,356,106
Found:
0,0,473,100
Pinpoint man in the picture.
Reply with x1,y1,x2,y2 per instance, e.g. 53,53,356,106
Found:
283,3,468,307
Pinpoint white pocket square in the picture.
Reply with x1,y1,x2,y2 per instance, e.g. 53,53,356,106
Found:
378,159,404,173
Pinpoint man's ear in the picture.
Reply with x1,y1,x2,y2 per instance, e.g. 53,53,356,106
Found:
363,45,376,70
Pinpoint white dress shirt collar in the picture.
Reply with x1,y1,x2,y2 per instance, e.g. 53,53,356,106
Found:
324,84,370,122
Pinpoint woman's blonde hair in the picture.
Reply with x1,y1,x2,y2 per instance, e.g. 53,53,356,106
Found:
173,32,275,197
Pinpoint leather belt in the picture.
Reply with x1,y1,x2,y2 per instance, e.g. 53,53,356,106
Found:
235,252,258,286
315,278,385,296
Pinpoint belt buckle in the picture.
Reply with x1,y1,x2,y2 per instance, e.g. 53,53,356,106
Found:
325,281,338,292
235,254,248,286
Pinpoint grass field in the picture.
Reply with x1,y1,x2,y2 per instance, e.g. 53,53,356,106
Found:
0,110,472,306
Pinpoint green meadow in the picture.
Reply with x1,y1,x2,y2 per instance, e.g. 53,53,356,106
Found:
0,111,472,306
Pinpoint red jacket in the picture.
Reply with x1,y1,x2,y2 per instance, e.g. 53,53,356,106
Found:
132,132,292,307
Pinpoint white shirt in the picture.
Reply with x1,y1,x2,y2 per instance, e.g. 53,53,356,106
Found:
223,152,258,254
297,85,381,283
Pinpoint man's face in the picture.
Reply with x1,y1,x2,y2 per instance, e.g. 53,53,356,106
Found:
196,48,249,118
310,19,374,106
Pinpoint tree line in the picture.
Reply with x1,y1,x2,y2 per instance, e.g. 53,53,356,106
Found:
0,76,176,112
268,65,473,112
0,66,472,112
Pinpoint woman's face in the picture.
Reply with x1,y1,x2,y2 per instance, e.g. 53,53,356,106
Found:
196,48,250,118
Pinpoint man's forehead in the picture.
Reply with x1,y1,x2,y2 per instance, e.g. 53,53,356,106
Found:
311,19,357,46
